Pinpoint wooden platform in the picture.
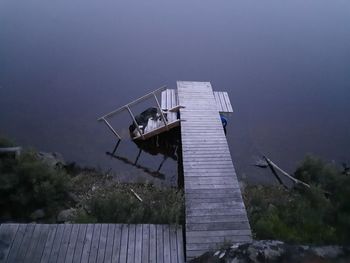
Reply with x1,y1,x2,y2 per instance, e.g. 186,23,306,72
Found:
177,81,251,260
0,223,184,263
162,89,233,114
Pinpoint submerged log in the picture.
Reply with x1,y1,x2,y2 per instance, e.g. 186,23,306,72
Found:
263,156,310,188
254,156,310,189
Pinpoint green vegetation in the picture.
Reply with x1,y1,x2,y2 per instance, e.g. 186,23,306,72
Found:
0,136,184,224
245,156,350,244
73,180,184,224
0,136,15,147
0,150,71,221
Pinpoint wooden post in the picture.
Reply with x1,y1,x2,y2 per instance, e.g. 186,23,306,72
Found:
102,118,122,140
111,139,121,155
152,92,168,130
126,106,144,140
134,149,142,165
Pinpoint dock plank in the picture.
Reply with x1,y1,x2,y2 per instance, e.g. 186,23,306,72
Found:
111,225,122,263
156,225,164,263
103,224,115,263
89,224,101,263
163,226,171,263
176,227,184,263
169,226,177,263
118,224,129,263
25,224,43,262
0,224,19,263
0,223,183,263
178,81,251,260
134,225,142,263
57,223,73,263
127,224,136,263
149,225,156,263
15,223,35,262
40,224,57,263
7,224,27,263
141,224,150,263
65,224,79,263
72,224,87,263
81,224,94,263
32,224,50,263
96,224,108,263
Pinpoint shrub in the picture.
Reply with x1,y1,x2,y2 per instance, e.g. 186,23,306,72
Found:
0,136,15,147
0,150,71,221
74,183,184,225
245,156,350,244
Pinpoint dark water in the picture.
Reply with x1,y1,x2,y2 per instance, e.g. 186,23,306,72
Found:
1,0,350,185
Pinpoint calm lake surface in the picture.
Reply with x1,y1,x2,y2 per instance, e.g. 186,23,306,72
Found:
1,1,349,185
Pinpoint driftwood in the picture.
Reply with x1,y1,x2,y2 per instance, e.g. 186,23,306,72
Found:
263,156,288,189
254,156,310,189
130,188,143,202
0,147,22,158
264,156,310,188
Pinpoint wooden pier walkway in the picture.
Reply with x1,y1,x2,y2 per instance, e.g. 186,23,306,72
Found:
0,223,184,263
0,81,252,262
177,81,252,260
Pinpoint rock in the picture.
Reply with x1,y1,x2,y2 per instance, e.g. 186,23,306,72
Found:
37,152,65,168
311,246,344,258
218,251,225,258
30,209,45,220
191,240,350,263
57,208,76,222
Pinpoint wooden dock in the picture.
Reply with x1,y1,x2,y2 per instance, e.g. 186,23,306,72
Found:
0,223,184,263
0,81,252,262
177,81,252,260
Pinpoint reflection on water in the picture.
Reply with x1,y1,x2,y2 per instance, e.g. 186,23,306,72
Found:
0,0,349,184
106,127,181,186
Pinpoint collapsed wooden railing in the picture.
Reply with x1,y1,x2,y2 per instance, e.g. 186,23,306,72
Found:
98,86,181,141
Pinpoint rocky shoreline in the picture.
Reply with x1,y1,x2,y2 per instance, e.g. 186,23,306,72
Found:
191,240,350,263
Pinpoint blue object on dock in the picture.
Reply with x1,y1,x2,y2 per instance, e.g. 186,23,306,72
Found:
220,115,228,128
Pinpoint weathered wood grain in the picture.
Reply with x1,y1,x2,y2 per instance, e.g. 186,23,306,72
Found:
15,224,35,262
127,224,136,263
81,224,94,263
103,224,115,263
134,224,142,263
0,224,19,263
156,225,164,263
111,224,122,263
64,224,79,263
118,224,129,263
72,224,87,263
178,81,251,261
96,224,108,263
149,224,157,263
57,223,73,263
163,226,171,263
33,224,50,263
142,224,150,263
0,224,184,262
40,224,58,263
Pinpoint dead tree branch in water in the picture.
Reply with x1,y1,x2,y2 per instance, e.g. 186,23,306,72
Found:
264,156,310,188
254,156,310,189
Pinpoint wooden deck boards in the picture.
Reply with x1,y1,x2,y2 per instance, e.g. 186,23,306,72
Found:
0,224,184,263
177,81,251,261
163,89,233,114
